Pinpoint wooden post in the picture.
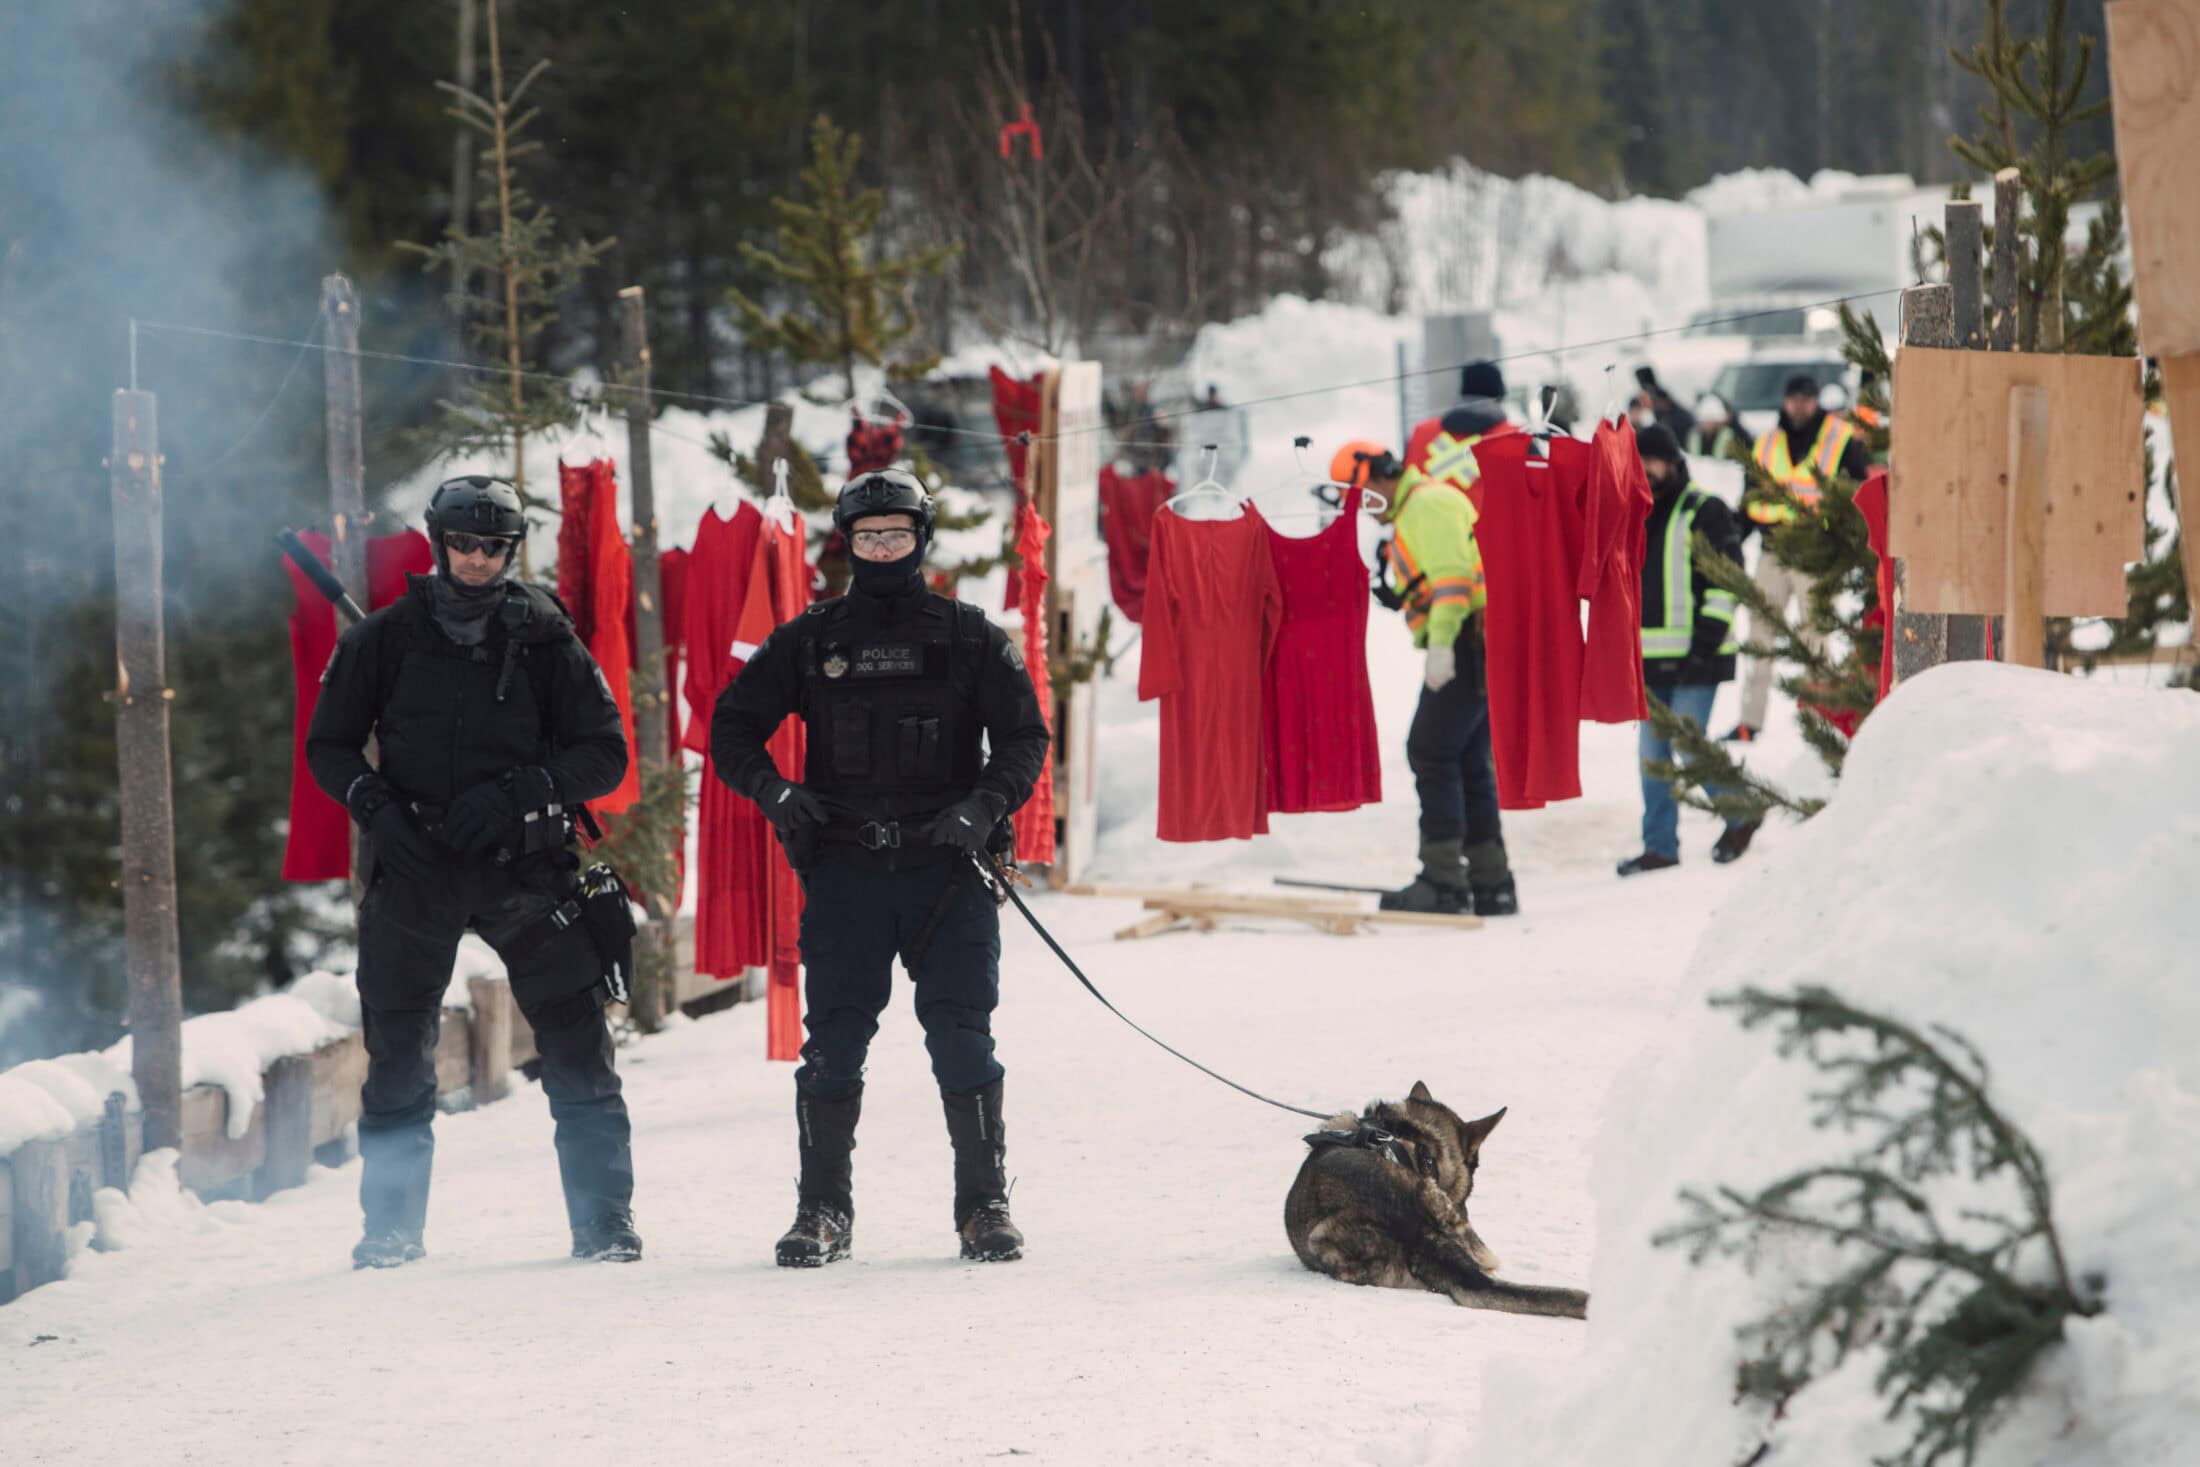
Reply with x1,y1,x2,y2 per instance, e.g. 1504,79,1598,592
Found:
2004,385,2051,668
258,1054,315,1198
10,1138,69,1295
466,974,512,1104
1942,203,1996,664
619,287,671,1032
322,275,370,899
1892,287,1953,683
1990,168,2020,353
110,389,183,1152
2165,357,2200,623
759,400,794,477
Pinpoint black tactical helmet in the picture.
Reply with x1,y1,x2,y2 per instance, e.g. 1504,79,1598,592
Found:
833,468,936,538
425,474,526,577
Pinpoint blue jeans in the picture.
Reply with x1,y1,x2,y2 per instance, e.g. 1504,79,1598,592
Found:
1639,683,1738,859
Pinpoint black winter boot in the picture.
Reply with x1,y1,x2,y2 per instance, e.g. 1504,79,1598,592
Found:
1462,839,1518,917
571,1207,643,1262
777,1086,861,1268
351,1226,425,1270
1379,838,1469,914
942,1079,1023,1262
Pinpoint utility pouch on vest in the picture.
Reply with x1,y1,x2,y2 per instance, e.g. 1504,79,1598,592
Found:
573,862,638,1005
508,765,569,856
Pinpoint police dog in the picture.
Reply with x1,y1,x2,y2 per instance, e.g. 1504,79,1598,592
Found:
1285,1082,1588,1319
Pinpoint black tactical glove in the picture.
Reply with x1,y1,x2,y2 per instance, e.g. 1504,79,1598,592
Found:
368,801,439,883
924,790,1007,856
758,778,827,838
443,778,524,857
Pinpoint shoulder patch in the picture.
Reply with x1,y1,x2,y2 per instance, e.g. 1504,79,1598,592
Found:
999,637,1026,672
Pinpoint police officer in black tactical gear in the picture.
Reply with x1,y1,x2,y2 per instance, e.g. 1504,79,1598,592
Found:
307,475,641,1269
710,468,1052,1268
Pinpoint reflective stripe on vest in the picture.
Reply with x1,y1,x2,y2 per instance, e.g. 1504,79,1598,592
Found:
1423,431,1483,491
1643,486,1742,660
1752,416,1855,502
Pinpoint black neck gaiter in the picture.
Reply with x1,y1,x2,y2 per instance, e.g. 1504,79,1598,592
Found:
428,572,504,646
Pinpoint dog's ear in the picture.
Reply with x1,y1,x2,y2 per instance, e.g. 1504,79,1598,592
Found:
1408,1079,1434,1103
1459,1106,1507,1155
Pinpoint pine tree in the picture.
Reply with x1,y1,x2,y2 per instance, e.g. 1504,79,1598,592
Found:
1658,987,2101,1467
402,0,610,558
729,114,955,403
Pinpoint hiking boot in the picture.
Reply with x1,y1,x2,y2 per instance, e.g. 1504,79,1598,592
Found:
571,1208,643,1262
775,1202,853,1268
1616,851,1681,877
1718,723,1758,743
957,1198,1024,1263
1379,837,1468,913
351,1227,425,1270
1712,821,1762,865
1468,876,1520,917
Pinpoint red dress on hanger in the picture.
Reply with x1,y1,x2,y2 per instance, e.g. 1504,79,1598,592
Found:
1578,421,1653,724
557,460,640,814
1138,508,1282,841
1259,493,1381,814
1471,432,1591,809
682,503,769,981
1099,464,1175,623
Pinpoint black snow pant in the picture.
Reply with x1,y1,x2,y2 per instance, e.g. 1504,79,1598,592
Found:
793,847,1004,1102
354,849,633,1237
1406,619,1504,850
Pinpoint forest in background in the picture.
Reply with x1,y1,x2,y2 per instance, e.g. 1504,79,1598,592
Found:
0,0,2119,1063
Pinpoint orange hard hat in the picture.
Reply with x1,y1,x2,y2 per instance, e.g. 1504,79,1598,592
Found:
1330,439,1391,488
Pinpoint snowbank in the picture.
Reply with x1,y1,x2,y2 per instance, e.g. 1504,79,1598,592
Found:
1477,664,2200,1465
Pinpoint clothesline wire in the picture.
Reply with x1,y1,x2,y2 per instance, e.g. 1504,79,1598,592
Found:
131,285,1905,458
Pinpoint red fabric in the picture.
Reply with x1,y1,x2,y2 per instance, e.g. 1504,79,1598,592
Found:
1855,469,1895,709
1137,510,1283,841
682,504,770,981
558,461,640,815
1472,433,1592,809
992,367,1045,609
732,509,813,1062
1578,421,1653,724
1098,464,1175,623
653,547,690,759
282,530,435,881
846,409,905,474
1011,494,1058,864
1258,495,1381,814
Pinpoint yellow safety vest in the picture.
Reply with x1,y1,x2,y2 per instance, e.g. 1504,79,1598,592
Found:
1641,485,1740,660
1750,415,1855,523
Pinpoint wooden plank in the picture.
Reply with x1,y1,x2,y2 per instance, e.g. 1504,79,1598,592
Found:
2005,386,2053,667
467,975,512,1105
257,1053,315,1199
0,1156,13,1276
1889,348,2146,615
2107,0,2200,357
1113,912,1183,941
434,1009,472,1098
9,1139,68,1295
1068,883,1355,914
1360,908,1486,931
178,1083,267,1198
306,1033,367,1149
2164,357,2200,617
62,1127,100,1224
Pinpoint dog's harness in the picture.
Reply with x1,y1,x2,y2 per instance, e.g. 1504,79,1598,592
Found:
1303,1121,1414,1170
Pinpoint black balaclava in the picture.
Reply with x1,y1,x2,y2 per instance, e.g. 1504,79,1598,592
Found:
428,567,507,645
848,527,929,599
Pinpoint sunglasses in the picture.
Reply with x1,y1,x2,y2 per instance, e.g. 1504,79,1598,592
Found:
444,531,516,558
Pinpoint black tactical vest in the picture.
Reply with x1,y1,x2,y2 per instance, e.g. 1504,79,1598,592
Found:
794,592,990,818
372,583,570,805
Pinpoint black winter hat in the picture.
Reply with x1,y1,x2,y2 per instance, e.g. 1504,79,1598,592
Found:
1783,373,1821,398
1459,360,1506,401
1634,423,1683,466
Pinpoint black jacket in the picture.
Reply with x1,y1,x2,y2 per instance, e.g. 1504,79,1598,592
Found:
710,581,1051,828
1640,470,1746,689
307,575,628,814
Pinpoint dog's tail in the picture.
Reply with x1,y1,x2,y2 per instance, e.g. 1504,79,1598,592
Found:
1444,1278,1590,1320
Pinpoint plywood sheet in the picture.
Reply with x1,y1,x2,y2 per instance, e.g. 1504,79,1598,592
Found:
2108,0,2200,357
1890,348,2146,615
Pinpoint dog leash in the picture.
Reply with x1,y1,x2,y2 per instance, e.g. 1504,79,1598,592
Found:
976,853,1335,1122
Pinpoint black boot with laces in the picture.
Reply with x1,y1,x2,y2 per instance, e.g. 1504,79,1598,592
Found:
776,1202,854,1268
571,1207,643,1262
943,1079,1024,1262
777,1086,862,1268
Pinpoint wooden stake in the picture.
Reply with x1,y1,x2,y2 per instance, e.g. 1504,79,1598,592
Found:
2165,357,2200,621
1942,205,1996,664
2004,384,2051,668
321,274,371,899
110,388,183,1152
1991,168,2021,353
618,287,670,1032
9,1139,68,1295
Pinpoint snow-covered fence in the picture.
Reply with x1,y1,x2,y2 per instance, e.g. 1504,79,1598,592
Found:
1,916,745,1306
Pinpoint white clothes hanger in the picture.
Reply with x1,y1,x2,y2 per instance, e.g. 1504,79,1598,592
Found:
1160,444,1243,520
1600,364,1626,428
763,457,799,531
1269,436,1388,521
847,385,913,428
